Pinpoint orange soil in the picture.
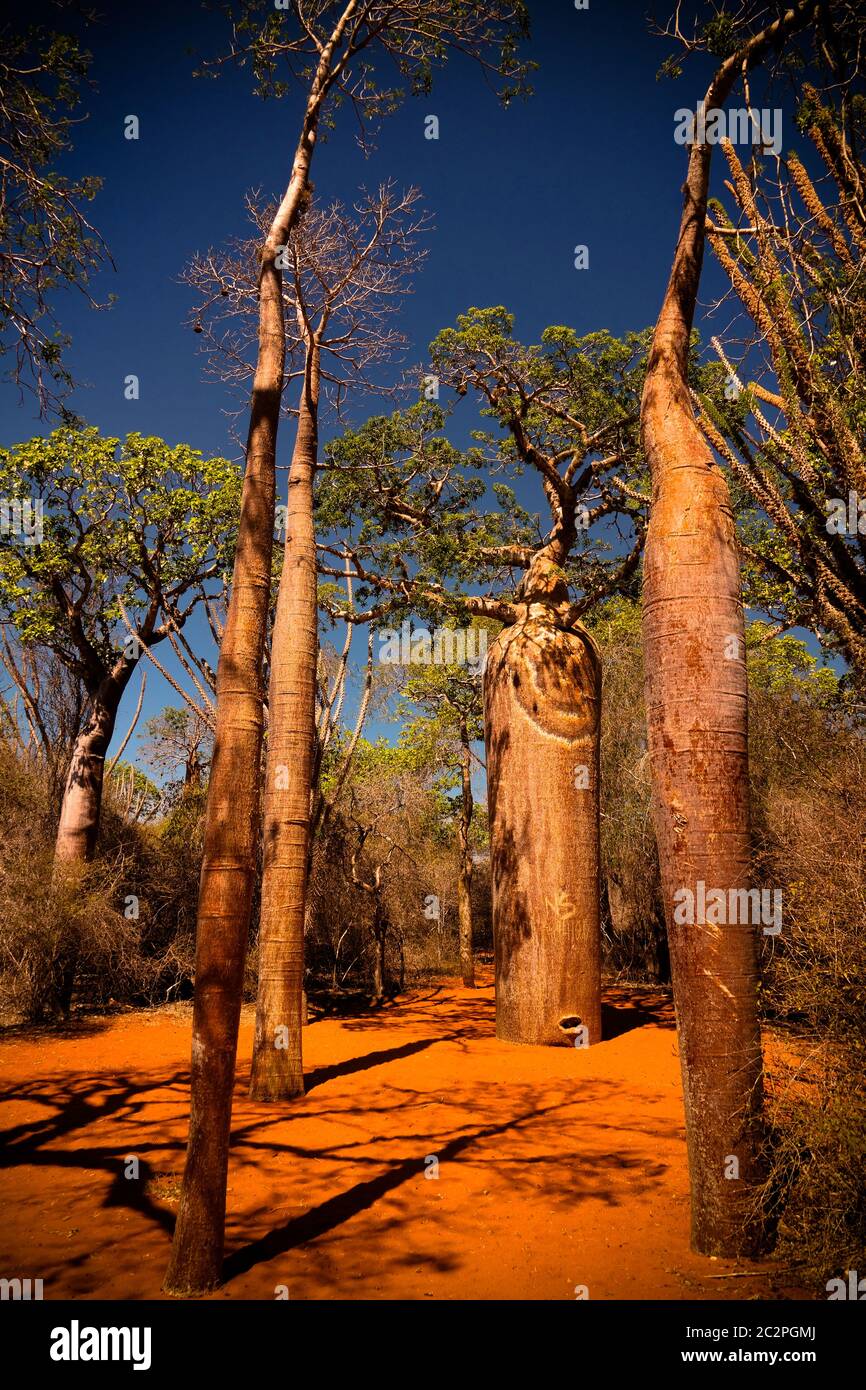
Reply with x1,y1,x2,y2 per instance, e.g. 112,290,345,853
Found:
0,975,797,1300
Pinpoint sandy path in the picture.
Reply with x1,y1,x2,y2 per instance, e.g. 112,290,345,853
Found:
0,976,791,1300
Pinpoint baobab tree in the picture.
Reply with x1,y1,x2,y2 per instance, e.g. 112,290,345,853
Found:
641,0,822,1256
0,429,238,871
317,310,647,1044
166,0,531,1294
184,184,428,1100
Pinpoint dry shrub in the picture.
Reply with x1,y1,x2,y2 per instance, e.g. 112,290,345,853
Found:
302,798,477,996
0,741,206,1020
593,600,669,982
750,685,866,1286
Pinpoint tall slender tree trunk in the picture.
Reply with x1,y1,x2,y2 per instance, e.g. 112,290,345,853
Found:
372,918,386,1000
164,93,326,1296
485,585,602,1046
640,1,818,1257
54,674,126,865
457,718,475,988
249,344,320,1101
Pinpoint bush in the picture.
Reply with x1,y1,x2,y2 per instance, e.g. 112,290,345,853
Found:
749,667,866,1286
0,742,207,1020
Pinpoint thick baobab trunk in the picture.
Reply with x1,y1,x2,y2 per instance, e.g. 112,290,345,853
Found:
165,89,326,1295
54,677,125,865
457,720,475,988
640,2,817,1257
249,345,320,1101
52,670,129,1019
485,609,602,1046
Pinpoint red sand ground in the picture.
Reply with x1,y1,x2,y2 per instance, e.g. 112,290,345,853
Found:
0,975,799,1300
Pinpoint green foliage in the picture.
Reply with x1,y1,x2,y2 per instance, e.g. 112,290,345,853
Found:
220,1,534,124
316,399,499,620
318,309,650,627
701,12,737,58
0,22,109,410
0,427,239,675
395,625,489,845
746,623,839,706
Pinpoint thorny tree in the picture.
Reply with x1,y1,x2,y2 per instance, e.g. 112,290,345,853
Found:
695,87,866,685
641,0,825,1257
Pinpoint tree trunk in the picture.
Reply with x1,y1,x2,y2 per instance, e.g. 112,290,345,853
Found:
457,719,475,988
643,264,766,1260
249,344,320,1102
54,676,125,865
372,918,386,1000
52,670,129,1020
485,611,602,1046
639,3,818,1256
643,270,767,1264
164,110,321,1297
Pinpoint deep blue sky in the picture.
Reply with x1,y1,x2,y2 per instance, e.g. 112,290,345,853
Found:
1,0,820,771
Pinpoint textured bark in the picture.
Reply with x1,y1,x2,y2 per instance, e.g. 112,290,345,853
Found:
640,2,818,1257
457,718,475,988
54,674,127,865
372,917,387,1001
485,610,602,1046
165,69,328,1294
52,667,131,1021
249,345,320,1101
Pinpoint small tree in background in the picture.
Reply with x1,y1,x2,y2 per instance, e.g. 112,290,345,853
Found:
140,707,213,794
0,428,238,873
397,639,487,988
